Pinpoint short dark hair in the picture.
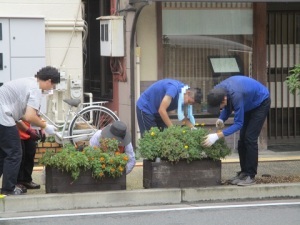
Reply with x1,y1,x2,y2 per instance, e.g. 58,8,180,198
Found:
207,88,227,107
191,88,202,104
35,66,60,84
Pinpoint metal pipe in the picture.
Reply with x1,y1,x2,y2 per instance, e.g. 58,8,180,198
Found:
130,2,149,148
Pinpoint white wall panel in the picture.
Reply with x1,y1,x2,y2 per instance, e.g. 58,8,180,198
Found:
11,57,45,80
10,18,45,57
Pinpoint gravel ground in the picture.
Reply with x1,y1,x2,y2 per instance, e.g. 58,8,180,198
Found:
256,175,300,184
221,160,300,185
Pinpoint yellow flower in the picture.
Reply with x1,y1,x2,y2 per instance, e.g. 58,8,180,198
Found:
100,157,105,162
151,132,155,136
123,156,128,161
201,123,205,126
118,166,124,172
182,130,186,133
102,164,106,169
184,145,189,149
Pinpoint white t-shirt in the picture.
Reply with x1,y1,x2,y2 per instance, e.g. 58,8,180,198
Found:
0,77,42,126
89,130,136,174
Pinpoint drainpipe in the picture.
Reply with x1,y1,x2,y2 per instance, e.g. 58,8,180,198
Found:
130,2,149,148
135,47,141,142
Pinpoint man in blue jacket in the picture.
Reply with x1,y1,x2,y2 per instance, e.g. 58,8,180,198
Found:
136,79,202,136
203,76,270,186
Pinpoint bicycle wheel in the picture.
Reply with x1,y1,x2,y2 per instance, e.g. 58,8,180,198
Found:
68,105,119,146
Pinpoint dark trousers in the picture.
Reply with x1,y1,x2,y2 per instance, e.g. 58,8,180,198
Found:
18,138,37,183
237,97,271,178
0,124,22,192
136,106,167,136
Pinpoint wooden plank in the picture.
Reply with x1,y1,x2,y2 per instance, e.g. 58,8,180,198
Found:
46,166,126,193
143,159,221,188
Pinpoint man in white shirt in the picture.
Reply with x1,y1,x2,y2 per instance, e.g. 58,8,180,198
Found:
0,66,59,195
89,121,136,174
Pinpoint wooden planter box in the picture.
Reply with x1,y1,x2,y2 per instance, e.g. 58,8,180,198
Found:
45,166,126,193
143,159,221,188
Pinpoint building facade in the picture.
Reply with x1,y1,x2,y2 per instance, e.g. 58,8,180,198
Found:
1,0,299,153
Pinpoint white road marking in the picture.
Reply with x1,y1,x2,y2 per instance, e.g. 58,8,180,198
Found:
1,201,300,221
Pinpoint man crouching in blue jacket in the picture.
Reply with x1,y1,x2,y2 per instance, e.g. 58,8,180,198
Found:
203,75,271,186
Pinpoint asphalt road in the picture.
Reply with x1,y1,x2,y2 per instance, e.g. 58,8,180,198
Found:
1,199,299,225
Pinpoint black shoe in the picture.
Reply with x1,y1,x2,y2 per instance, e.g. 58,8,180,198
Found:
1,186,25,195
16,184,27,193
19,181,41,189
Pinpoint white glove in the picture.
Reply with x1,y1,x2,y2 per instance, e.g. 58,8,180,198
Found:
191,126,197,131
44,124,57,135
202,133,219,147
216,119,224,129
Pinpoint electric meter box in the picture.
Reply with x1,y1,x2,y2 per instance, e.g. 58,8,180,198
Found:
97,16,124,57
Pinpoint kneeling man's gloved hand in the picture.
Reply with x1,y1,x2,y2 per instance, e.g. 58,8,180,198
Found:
202,133,219,147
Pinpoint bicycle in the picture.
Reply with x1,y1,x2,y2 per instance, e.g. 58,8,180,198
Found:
39,99,119,146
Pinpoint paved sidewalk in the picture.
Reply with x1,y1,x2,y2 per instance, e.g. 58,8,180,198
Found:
1,150,300,213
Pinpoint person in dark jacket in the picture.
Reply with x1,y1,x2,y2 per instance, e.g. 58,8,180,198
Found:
203,76,270,186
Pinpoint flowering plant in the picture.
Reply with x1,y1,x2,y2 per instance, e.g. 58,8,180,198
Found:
137,125,231,163
39,138,128,180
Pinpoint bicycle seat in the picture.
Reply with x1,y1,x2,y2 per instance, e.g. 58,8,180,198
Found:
63,99,81,107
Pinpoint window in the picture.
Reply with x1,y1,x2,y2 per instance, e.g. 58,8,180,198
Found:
161,2,253,115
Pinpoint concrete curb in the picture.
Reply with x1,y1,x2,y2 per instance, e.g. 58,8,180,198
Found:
1,183,300,213
182,183,300,202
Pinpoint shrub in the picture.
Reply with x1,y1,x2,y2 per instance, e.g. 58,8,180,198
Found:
286,64,300,95
39,138,128,180
137,125,231,163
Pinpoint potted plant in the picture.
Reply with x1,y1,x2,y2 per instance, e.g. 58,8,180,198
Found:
137,125,231,188
39,138,129,193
